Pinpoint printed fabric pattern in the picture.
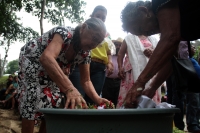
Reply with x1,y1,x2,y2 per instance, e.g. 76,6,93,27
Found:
17,26,91,120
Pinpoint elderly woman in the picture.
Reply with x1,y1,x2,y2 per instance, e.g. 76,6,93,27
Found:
17,18,110,133
120,0,200,108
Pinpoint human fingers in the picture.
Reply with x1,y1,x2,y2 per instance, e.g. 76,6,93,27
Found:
125,95,138,108
101,98,115,108
70,99,76,109
119,68,125,79
65,98,71,109
124,89,140,108
81,98,88,109
75,97,83,109
119,71,125,79
122,71,125,79
101,98,110,104
124,92,133,108
107,69,113,76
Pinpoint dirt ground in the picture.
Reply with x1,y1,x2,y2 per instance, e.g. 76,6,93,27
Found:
0,107,39,133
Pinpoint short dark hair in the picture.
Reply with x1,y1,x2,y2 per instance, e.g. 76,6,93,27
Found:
8,75,13,78
91,5,107,16
121,1,151,32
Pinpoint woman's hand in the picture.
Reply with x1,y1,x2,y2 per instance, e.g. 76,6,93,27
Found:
95,97,110,105
65,87,88,109
124,81,145,108
118,67,125,79
93,96,114,108
143,48,153,58
106,62,113,76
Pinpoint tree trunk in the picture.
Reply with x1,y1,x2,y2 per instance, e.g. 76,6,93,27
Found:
40,0,46,35
1,39,10,76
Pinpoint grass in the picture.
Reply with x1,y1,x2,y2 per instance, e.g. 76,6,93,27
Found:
173,127,185,133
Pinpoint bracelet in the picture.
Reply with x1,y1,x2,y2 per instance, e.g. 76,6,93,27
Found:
63,88,73,94
136,87,143,91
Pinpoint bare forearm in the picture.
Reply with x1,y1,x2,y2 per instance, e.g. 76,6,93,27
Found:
108,55,112,63
117,54,124,69
40,55,74,93
138,38,178,83
137,0,180,84
81,81,99,102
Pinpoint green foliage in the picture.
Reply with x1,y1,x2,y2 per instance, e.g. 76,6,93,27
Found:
194,45,200,60
191,40,200,60
0,0,39,42
0,75,9,90
5,59,19,74
23,0,86,26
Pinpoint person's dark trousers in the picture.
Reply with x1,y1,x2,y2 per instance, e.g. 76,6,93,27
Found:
167,74,186,130
0,88,6,100
186,93,200,131
166,75,173,104
172,89,186,131
84,61,106,105
69,66,85,96
102,77,121,107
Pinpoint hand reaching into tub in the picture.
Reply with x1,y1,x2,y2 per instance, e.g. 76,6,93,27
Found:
64,87,88,109
95,97,115,108
124,80,145,108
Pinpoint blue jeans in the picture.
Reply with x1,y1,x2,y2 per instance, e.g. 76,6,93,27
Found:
84,61,106,104
69,66,85,96
69,61,106,104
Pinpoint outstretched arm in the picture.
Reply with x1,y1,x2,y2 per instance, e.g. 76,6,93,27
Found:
117,40,126,79
124,1,181,108
79,64,110,105
142,60,173,98
40,34,85,109
137,0,180,85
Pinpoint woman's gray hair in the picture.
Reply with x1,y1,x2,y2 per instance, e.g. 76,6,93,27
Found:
84,17,106,34
72,17,106,53
121,1,151,32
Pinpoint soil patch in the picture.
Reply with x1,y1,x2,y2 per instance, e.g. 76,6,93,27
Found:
0,107,39,133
